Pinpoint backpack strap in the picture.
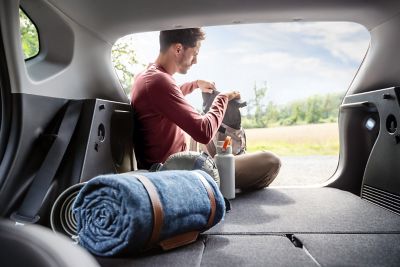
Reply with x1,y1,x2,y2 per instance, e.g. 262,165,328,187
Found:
189,137,198,152
192,152,208,170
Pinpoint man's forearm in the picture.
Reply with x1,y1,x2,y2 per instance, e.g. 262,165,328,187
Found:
179,81,198,95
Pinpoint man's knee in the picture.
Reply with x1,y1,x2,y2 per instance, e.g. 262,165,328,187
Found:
259,151,281,172
236,151,281,190
256,151,281,187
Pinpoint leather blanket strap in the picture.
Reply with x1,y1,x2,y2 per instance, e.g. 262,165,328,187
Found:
159,171,217,250
193,171,217,228
135,175,164,248
136,172,217,251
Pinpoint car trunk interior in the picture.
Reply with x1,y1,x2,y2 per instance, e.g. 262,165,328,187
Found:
1,0,400,266
1,92,399,266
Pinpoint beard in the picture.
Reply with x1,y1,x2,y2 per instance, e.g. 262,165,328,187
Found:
177,55,192,74
177,64,190,74
178,68,188,74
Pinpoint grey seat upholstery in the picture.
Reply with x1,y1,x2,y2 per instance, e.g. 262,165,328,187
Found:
97,188,400,267
0,219,99,267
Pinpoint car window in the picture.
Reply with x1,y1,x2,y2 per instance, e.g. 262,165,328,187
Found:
112,36,147,96
112,22,370,186
19,8,39,60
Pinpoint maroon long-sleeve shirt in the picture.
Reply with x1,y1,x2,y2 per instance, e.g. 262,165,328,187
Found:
131,63,228,169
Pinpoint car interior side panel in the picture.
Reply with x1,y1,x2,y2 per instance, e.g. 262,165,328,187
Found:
1,0,400,266
0,94,134,226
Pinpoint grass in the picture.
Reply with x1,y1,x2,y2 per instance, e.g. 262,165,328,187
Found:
245,123,339,156
247,140,339,156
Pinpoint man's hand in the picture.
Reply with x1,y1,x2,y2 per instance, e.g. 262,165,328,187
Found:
224,91,241,101
197,80,216,93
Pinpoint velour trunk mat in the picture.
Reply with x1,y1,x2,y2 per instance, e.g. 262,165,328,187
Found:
207,187,400,234
97,188,400,266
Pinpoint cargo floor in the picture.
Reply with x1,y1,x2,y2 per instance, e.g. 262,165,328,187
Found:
97,187,400,267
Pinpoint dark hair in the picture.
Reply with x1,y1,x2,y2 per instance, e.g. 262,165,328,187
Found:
159,28,205,52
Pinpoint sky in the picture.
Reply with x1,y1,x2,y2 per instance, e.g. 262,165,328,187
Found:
117,22,370,111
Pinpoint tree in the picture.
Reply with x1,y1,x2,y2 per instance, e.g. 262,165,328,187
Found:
305,95,323,123
264,101,279,126
247,81,268,127
243,90,344,128
19,10,39,59
111,36,142,95
285,101,306,125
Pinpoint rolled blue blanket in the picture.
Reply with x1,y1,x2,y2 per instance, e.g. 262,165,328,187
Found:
72,170,225,256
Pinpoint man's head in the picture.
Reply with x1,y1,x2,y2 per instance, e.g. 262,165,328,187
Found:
159,28,205,74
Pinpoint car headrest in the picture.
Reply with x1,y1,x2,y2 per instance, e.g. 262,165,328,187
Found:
0,219,99,267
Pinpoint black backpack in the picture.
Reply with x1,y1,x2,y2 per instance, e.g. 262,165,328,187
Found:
202,91,247,157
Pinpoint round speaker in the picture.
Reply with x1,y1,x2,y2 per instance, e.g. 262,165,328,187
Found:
50,183,85,239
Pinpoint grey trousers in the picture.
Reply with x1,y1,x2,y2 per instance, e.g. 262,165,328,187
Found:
235,151,281,190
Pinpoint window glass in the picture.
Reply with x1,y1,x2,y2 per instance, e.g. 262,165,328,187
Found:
112,36,143,95
19,9,39,60
112,22,370,185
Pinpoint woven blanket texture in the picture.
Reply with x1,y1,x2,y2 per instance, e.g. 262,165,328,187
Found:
73,170,225,256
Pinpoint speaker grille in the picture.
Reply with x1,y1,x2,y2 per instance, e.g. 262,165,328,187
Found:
362,184,400,215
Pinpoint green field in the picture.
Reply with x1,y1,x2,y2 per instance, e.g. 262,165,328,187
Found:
245,123,339,156
247,141,339,156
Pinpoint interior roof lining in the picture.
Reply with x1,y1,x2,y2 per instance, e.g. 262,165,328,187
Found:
42,0,112,46
370,9,400,32
44,0,400,43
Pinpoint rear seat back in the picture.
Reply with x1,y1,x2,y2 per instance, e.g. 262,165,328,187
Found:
0,219,99,267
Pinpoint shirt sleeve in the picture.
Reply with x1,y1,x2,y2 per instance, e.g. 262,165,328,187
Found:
149,76,228,144
179,81,198,96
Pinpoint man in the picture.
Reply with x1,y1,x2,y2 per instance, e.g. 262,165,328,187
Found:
131,28,280,190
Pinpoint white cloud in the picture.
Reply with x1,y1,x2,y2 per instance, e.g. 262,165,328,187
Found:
241,52,318,70
240,51,352,81
225,47,248,54
233,22,370,64
271,22,370,63
306,36,369,63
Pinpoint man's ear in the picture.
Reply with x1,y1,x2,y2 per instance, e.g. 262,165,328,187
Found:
175,43,183,54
